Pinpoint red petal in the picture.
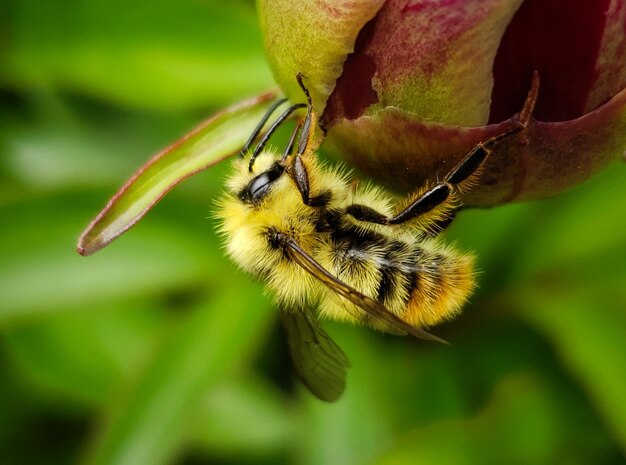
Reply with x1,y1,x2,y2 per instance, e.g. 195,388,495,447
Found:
325,0,523,126
489,0,617,122
585,0,626,112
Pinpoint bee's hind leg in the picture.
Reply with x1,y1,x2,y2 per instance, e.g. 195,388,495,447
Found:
287,74,330,207
345,124,524,230
346,72,539,232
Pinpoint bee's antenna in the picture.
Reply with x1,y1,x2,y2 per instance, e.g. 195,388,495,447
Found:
281,120,303,163
249,103,307,171
240,97,289,159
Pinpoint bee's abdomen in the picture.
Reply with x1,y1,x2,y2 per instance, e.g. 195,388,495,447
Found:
371,240,474,327
374,240,417,312
326,225,475,329
402,247,475,327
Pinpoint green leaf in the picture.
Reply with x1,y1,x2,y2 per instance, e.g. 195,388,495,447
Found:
77,92,278,256
3,303,165,407
0,193,213,325
2,0,273,110
0,93,202,192
517,288,626,455
291,326,395,465
510,161,626,277
375,374,612,465
81,285,274,465
188,377,295,456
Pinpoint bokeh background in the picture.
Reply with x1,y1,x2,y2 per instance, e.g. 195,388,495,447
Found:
1,1,625,464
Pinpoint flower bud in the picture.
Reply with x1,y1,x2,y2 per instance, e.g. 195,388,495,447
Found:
258,0,626,206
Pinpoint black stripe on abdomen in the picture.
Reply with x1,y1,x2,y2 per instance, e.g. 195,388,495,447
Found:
375,240,417,309
376,266,396,304
399,247,426,314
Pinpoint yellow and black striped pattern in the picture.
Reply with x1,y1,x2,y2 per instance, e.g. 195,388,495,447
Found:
216,150,475,331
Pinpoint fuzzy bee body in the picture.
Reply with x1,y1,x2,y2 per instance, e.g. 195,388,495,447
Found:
215,74,537,402
316,211,474,329
217,151,475,332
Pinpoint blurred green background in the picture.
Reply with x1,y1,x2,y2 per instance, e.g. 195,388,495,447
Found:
1,1,625,464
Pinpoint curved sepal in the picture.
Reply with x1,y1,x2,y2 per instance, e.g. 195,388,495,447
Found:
78,91,279,256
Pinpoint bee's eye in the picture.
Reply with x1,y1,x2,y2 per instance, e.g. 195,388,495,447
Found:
239,164,284,203
248,173,273,199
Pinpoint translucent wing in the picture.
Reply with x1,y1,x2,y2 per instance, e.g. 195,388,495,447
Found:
281,309,350,402
279,234,449,345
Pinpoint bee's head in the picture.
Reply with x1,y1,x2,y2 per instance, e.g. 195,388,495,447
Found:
230,73,317,206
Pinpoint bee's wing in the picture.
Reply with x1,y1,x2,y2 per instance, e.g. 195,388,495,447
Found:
281,235,449,345
280,309,350,402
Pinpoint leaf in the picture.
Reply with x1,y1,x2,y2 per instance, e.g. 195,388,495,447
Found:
291,326,395,465
1,96,200,191
2,303,165,407
188,377,295,456
517,288,626,455
506,162,626,278
2,0,274,110
81,285,274,465
375,374,613,465
0,192,213,325
77,91,278,256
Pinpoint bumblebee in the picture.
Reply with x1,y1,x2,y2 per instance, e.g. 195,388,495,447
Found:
216,75,537,402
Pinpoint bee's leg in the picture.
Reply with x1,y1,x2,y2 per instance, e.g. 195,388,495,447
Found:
290,151,330,207
293,73,315,159
423,210,457,237
345,125,526,227
347,72,539,229
288,74,330,207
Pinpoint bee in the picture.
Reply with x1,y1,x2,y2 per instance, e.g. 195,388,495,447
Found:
216,74,537,402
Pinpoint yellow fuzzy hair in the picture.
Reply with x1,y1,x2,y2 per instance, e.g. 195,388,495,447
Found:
215,150,476,331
